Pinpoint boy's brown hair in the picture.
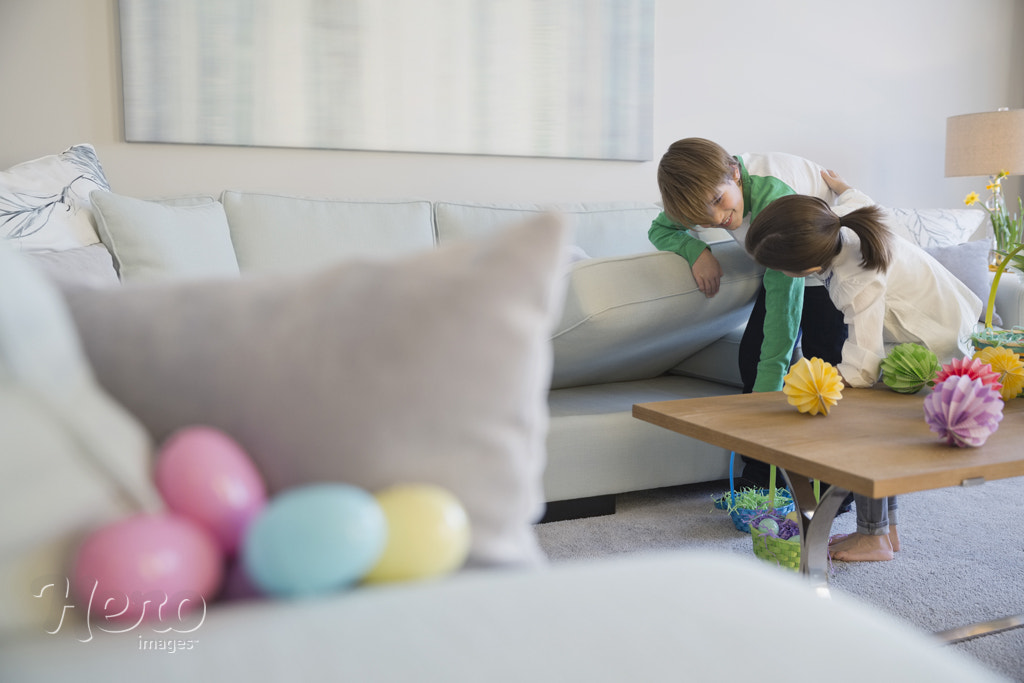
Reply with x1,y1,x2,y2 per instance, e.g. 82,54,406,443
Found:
657,138,738,226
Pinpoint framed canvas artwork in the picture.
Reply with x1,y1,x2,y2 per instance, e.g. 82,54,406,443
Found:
119,0,654,160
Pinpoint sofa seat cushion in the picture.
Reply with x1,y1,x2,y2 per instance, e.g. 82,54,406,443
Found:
221,191,435,273
64,214,569,569
550,241,763,389
0,241,158,638
434,200,663,258
545,376,740,500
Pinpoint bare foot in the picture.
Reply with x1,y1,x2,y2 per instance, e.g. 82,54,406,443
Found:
828,532,894,562
829,532,852,546
829,526,899,552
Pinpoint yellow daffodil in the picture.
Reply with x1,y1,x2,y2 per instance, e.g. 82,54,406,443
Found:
964,191,980,206
972,346,1024,400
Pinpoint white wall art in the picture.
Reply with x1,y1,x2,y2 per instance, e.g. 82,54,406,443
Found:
119,0,654,160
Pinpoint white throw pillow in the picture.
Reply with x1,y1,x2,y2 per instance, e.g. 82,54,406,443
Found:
0,241,158,638
0,144,110,251
90,191,240,282
65,214,569,568
885,207,986,248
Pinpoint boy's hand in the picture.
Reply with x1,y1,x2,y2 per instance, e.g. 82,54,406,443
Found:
692,249,723,297
821,169,852,195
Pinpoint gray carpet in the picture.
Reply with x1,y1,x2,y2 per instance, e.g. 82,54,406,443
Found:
535,478,1024,682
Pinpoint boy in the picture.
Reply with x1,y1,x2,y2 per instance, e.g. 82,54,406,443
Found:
650,138,848,489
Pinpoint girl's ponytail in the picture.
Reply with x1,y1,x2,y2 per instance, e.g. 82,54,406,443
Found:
840,206,891,272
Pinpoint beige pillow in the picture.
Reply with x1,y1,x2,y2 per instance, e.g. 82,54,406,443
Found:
65,215,569,568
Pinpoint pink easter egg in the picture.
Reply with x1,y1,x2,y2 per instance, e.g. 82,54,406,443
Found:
156,426,268,555
72,513,223,625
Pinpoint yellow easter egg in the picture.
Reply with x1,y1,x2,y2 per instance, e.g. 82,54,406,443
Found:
364,484,471,584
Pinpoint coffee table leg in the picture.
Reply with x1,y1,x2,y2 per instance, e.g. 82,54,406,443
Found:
779,470,849,589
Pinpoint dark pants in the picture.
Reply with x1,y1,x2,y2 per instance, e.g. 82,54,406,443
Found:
738,285,847,484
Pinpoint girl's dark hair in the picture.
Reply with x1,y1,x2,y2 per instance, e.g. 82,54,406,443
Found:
745,195,891,273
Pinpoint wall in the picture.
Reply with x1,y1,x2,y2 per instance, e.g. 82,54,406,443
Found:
1,0,1021,208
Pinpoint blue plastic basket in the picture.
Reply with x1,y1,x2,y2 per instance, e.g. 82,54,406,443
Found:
722,452,794,534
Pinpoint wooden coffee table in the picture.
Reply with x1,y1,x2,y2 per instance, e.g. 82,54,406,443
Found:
634,386,1024,642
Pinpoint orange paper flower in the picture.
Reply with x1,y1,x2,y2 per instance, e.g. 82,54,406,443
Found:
783,357,844,415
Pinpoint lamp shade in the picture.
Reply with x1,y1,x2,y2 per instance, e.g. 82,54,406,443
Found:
945,108,1024,177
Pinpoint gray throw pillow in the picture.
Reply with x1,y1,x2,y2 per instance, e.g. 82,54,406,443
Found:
924,240,1001,326
64,215,569,569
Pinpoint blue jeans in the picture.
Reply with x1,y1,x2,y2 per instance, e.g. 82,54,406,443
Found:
854,494,898,535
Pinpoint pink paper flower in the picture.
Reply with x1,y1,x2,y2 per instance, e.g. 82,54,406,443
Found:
934,357,1002,393
924,375,1004,448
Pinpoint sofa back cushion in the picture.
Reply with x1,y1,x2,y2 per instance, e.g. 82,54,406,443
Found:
434,201,661,258
221,191,435,273
90,192,240,282
551,240,764,389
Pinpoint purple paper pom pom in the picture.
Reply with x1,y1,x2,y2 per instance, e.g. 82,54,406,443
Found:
924,375,1004,448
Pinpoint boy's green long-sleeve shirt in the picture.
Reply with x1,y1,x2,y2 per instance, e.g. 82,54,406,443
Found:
650,152,837,392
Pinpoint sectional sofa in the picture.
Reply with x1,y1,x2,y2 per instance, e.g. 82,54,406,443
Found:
0,145,1015,681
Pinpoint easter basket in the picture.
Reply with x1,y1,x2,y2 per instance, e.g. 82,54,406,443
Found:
971,327,1024,354
749,513,801,571
714,453,794,534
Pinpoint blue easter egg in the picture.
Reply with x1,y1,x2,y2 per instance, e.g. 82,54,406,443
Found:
242,483,387,597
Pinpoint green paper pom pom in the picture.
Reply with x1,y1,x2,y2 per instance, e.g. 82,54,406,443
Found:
880,343,940,394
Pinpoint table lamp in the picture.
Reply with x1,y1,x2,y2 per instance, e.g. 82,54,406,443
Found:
945,107,1024,213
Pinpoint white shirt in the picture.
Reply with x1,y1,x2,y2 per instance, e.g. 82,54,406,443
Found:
813,202,983,387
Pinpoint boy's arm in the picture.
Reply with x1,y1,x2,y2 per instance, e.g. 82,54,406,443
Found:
648,212,709,266
752,269,804,392
821,169,875,217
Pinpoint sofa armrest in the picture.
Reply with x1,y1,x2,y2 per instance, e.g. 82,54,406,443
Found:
550,241,764,389
0,551,1002,682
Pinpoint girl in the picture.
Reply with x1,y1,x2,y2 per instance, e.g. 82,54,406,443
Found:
746,175,981,388
745,172,983,561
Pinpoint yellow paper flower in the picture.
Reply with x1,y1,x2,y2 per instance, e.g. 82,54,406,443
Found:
783,357,844,415
972,346,1024,400
964,191,980,206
